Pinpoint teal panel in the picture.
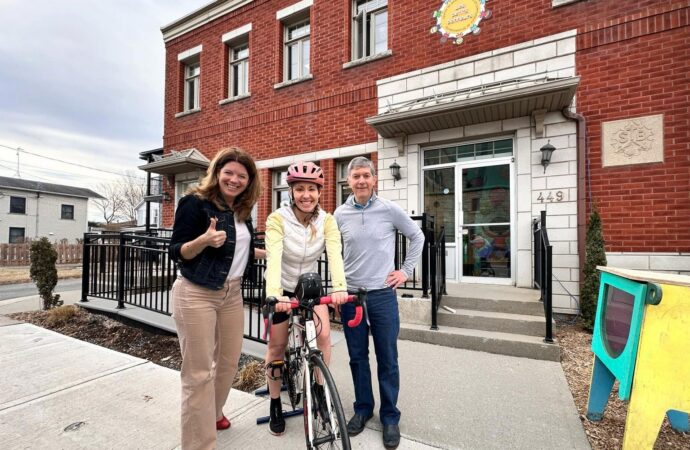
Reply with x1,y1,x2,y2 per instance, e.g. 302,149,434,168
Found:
590,271,647,400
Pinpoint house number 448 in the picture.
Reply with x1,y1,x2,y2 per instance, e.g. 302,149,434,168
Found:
537,190,565,203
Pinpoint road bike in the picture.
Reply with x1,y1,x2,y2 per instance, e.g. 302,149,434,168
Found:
263,273,367,450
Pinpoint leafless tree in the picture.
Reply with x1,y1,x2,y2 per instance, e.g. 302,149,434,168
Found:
91,172,145,224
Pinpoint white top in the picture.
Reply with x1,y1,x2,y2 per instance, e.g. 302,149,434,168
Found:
228,218,250,279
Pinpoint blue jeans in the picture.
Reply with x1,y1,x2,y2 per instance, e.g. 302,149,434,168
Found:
341,287,400,425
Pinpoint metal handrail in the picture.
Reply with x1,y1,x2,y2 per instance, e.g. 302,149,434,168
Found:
533,210,554,343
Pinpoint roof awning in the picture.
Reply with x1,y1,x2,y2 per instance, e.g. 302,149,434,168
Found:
138,148,209,175
366,76,580,138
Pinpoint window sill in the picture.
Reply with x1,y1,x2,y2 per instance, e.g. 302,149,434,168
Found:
175,108,201,118
552,0,582,7
274,74,313,90
343,50,393,69
219,93,251,105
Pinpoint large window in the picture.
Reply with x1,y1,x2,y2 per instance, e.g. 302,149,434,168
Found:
337,161,353,205
229,43,249,98
183,59,200,111
9,196,26,214
284,19,310,81
273,169,290,210
9,227,25,243
352,0,388,60
61,204,74,220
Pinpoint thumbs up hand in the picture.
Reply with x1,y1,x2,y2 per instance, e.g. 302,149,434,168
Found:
204,217,227,248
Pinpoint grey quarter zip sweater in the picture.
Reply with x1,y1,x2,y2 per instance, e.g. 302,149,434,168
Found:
334,193,425,291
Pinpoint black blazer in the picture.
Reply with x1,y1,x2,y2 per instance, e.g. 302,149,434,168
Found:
169,194,255,290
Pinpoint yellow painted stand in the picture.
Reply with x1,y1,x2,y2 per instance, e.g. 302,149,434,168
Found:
623,282,690,449
601,268,690,449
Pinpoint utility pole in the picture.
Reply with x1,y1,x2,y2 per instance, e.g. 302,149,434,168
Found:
14,147,21,178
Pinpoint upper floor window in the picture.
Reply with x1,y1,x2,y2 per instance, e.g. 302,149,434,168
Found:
9,196,26,214
9,227,25,243
284,19,310,81
61,204,74,220
184,60,200,111
229,43,249,98
352,0,388,60
177,44,202,115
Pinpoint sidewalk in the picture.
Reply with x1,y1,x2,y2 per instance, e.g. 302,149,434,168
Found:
0,295,590,449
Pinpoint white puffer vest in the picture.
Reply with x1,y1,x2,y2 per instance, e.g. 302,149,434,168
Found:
277,206,327,292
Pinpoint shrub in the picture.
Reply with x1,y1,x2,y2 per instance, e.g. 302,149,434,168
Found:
581,208,607,331
29,237,63,310
46,305,78,327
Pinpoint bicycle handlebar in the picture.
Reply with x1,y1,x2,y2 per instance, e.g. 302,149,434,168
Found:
262,288,367,340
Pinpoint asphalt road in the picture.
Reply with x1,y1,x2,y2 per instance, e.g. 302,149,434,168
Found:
0,278,82,302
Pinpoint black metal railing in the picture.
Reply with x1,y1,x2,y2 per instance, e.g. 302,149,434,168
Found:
430,225,447,330
533,210,554,343
81,213,444,343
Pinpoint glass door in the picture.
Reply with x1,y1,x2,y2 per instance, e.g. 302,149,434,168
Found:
460,162,512,283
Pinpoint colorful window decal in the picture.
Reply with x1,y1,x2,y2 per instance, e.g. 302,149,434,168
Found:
430,0,492,45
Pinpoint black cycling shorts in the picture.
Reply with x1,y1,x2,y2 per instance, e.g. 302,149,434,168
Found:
270,291,294,325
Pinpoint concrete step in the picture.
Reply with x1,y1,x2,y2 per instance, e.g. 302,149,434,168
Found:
437,307,550,337
442,295,545,316
399,323,560,361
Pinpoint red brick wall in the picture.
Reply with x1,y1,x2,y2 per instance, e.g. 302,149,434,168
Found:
577,6,690,252
162,1,689,247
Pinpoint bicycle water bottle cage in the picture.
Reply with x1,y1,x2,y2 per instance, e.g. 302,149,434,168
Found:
265,360,285,381
294,272,323,301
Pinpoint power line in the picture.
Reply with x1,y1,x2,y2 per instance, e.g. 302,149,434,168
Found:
0,143,146,181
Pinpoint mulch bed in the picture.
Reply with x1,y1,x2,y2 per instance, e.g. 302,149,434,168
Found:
556,319,689,450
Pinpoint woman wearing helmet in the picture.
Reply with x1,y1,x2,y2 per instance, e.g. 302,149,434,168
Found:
263,161,349,435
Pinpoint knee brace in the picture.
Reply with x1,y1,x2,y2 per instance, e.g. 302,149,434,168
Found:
265,359,285,381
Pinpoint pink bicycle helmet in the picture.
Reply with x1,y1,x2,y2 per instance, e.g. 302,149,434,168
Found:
286,161,325,187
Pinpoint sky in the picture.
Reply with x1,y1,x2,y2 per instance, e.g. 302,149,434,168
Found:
0,0,206,220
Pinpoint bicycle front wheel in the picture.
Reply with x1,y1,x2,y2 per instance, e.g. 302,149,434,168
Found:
303,354,351,450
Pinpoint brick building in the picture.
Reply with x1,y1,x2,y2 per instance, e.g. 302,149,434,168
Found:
139,0,690,313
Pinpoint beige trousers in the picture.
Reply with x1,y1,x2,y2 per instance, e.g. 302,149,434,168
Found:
172,276,244,450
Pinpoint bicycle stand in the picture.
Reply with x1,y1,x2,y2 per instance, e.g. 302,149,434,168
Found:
254,384,304,425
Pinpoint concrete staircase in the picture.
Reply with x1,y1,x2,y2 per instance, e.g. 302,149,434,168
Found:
397,283,560,361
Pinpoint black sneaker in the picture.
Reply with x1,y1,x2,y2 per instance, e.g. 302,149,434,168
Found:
269,398,285,435
346,413,373,436
383,424,400,449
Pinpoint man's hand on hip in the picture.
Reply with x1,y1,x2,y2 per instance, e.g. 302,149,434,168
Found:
385,270,408,289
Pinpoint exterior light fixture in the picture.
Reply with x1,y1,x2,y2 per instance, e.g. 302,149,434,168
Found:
389,161,401,183
540,141,556,173
162,191,172,202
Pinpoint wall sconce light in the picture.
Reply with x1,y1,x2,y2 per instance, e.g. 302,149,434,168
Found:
389,160,401,184
162,191,171,202
540,140,556,173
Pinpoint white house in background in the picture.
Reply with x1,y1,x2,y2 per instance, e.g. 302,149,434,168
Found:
135,199,161,228
0,176,103,244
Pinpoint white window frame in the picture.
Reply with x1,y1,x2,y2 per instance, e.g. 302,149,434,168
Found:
183,59,201,111
272,169,290,210
9,227,25,243
336,161,353,205
229,43,249,98
284,18,310,82
352,0,388,60
61,204,75,220
9,196,26,214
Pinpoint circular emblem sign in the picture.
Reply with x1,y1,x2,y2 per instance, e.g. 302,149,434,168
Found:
431,0,492,45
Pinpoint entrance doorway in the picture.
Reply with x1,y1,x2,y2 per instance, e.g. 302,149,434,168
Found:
423,138,514,284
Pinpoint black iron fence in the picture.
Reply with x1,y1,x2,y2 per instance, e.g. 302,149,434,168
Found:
81,213,444,343
533,210,554,343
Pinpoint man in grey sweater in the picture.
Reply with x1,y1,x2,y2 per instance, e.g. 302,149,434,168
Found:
334,156,424,450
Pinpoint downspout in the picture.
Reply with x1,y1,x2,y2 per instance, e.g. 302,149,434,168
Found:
35,192,40,239
562,106,587,288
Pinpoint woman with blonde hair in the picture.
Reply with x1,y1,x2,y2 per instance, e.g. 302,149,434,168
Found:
169,147,264,450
